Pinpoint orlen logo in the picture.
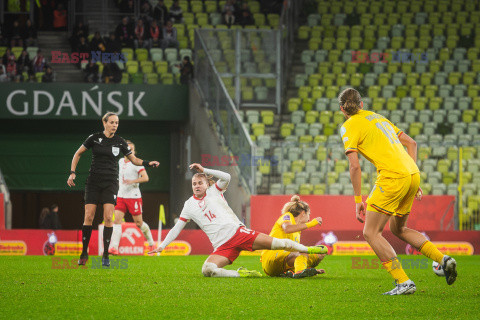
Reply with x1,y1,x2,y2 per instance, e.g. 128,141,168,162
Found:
119,228,144,254
122,228,142,245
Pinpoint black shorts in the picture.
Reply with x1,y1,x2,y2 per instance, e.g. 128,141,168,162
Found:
84,174,119,205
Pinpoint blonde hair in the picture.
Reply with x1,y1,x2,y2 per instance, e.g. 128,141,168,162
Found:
281,195,310,217
338,88,362,116
102,112,118,122
193,172,215,186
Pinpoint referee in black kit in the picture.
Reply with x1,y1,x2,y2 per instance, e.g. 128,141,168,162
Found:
67,112,159,267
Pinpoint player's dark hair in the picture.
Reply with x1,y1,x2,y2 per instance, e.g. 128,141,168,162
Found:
193,173,215,186
102,112,118,122
281,195,310,217
338,88,362,116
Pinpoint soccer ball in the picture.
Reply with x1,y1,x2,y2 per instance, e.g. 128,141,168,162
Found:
432,261,445,276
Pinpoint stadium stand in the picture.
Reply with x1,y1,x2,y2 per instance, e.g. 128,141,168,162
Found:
232,0,480,229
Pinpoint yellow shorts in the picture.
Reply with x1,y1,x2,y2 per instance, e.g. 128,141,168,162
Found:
261,250,322,276
366,172,420,217
261,250,291,276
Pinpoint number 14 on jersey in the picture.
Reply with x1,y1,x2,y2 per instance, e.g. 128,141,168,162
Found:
205,211,216,222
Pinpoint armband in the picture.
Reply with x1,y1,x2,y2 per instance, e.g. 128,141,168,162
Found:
354,196,362,203
70,170,76,174
142,160,151,167
305,220,319,228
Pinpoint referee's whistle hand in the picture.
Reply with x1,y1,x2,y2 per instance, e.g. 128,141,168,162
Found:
67,174,76,187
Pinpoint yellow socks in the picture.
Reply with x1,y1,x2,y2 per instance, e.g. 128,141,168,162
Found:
382,258,410,284
294,255,308,273
419,241,444,264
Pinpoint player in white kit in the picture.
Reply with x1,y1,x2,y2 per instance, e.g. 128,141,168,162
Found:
148,163,328,277
109,140,155,255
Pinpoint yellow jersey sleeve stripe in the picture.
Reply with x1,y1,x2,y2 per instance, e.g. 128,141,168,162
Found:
345,148,358,154
397,130,403,137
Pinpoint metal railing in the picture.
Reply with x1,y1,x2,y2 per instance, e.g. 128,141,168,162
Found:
195,28,282,113
194,29,256,194
0,168,12,229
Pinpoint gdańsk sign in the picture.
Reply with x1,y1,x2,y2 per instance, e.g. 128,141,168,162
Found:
0,83,188,121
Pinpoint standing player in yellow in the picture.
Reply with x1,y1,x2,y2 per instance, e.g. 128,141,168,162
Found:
261,195,327,278
339,88,457,295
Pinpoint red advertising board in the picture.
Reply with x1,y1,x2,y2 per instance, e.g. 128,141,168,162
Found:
251,195,455,233
0,193,5,230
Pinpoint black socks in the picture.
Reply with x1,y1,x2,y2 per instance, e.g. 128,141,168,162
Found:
103,226,113,258
81,225,93,256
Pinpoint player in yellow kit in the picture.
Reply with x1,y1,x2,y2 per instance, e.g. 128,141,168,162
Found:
261,195,326,279
339,88,457,295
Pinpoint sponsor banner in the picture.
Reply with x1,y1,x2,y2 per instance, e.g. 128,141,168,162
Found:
55,242,83,256
160,241,192,256
0,241,27,255
3,228,478,255
0,83,188,121
333,241,375,255
251,195,455,232
433,242,474,255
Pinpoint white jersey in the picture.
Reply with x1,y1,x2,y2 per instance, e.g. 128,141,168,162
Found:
117,158,145,199
179,183,244,250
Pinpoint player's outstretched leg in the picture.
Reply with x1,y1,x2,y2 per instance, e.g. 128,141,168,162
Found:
201,262,240,278
237,267,263,278
270,237,328,254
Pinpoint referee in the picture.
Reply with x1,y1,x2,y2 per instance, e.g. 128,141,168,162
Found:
67,112,159,267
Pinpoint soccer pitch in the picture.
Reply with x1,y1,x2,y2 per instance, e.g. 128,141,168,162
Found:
1,255,479,319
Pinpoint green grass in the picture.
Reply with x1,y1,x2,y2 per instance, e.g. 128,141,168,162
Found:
0,255,479,319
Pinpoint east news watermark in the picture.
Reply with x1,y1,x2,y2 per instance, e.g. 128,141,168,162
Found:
351,51,428,64
51,257,129,269
50,51,128,64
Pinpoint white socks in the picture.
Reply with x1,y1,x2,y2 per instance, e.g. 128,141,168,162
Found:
140,222,154,246
271,238,309,253
202,262,239,278
111,221,154,249
110,224,122,249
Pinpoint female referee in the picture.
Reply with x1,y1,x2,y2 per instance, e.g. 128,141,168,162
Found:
261,195,326,279
148,163,328,277
67,112,159,267
339,88,457,295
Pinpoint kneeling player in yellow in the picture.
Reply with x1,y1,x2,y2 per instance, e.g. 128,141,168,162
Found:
339,88,457,295
261,195,327,279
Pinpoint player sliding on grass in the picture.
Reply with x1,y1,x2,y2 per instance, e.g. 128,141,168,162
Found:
149,163,328,277
261,195,326,279
339,88,457,295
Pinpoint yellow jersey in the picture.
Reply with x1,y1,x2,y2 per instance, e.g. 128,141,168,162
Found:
340,110,419,178
267,212,300,243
